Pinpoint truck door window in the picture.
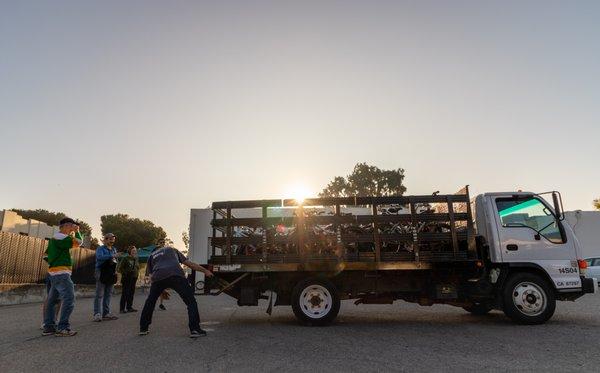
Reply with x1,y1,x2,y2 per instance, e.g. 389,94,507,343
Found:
496,197,564,244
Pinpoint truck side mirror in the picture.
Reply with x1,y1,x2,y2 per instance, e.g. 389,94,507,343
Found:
552,192,564,221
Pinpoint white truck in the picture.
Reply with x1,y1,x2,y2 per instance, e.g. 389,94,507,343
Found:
189,188,597,325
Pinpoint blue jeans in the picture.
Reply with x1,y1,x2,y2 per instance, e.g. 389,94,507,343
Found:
43,273,75,330
94,269,113,316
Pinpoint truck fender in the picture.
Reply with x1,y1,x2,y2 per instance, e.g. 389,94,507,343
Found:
497,263,558,293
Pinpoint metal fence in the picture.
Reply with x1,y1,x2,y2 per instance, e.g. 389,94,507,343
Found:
0,231,96,284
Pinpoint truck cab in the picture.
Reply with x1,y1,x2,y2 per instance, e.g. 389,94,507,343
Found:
473,191,597,323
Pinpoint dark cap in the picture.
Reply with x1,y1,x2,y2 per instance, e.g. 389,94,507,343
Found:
59,217,78,226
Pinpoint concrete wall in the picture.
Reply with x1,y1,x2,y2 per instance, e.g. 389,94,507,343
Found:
0,210,59,240
0,284,97,306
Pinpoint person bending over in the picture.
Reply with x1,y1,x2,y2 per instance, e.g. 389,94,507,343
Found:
139,243,213,338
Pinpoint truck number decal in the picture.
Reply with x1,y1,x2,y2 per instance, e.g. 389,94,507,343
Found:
558,267,578,274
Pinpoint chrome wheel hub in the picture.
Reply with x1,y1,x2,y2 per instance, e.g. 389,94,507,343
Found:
300,285,332,319
512,281,546,316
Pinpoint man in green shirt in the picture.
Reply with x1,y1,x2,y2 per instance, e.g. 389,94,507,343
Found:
42,217,83,337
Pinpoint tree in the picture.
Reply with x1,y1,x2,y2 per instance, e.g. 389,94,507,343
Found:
319,163,407,197
594,198,600,210
100,214,167,251
10,208,93,237
182,231,190,250
320,176,349,198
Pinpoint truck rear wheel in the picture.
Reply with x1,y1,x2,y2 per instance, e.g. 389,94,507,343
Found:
502,272,556,325
291,277,340,326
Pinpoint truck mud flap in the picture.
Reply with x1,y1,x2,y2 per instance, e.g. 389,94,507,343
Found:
582,277,597,294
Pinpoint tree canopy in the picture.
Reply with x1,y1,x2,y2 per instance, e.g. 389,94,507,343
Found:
319,163,407,197
10,208,93,237
100,214,167,251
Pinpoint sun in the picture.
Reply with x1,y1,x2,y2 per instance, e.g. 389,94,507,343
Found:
285,183,312,204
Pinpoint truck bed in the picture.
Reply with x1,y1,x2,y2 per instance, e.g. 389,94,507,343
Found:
208,187,477,271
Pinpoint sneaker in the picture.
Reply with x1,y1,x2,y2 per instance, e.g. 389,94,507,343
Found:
93,314,102,322
119,309,128,314
189,329,207,338
127,308,138,313
55,329,77,337
42,326,56,336
158,304,166,311
102,314,118,321
138,329,149,336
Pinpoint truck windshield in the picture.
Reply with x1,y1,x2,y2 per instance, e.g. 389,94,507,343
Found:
496,197,564,244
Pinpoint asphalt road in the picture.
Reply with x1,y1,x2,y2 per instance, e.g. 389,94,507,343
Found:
0,290,599,372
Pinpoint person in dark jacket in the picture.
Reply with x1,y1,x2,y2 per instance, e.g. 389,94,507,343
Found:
117,245,140,313
93,233,120,322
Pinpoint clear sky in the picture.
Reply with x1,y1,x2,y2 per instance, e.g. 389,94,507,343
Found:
1,1,599,249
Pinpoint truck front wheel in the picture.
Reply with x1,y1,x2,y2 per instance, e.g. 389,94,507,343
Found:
291,277,340,326
502,272,556,325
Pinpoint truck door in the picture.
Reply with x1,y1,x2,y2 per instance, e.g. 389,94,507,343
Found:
492,195,581,290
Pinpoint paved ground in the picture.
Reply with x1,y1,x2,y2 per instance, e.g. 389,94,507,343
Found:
0,290,599,372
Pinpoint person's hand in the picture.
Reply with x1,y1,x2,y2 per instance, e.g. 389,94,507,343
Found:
204,269,214,278
74,224,80,232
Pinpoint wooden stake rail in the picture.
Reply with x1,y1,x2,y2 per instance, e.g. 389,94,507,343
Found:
209,186,476,267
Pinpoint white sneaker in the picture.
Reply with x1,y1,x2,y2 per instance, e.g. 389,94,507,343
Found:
93,314,102,322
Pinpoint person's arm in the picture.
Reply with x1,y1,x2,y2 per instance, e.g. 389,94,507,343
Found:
182,260,213,277
73,229,83,247
174,249,212,277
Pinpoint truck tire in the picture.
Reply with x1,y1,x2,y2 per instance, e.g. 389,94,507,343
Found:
291,277,340,326
502,272,556,325
463,302,493,315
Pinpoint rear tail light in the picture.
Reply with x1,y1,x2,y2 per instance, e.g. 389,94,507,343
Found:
578,259,588,275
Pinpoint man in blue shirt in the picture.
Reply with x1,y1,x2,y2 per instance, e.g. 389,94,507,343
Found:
93,233,121,322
